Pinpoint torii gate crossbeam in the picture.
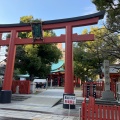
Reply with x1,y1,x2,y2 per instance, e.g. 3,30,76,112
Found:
0,11,104,109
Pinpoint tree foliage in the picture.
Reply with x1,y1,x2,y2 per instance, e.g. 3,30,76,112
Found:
74,27,117,81
92,0,120,33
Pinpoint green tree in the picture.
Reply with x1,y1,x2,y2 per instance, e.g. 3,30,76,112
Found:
74,26,116,81
14,16,62,80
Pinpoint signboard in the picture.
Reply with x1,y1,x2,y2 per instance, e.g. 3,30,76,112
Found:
31,23,43,41
64,95,76,105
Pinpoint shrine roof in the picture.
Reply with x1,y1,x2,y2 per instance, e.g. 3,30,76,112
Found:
51,60,64,71
0,11,105,28
51,68,65,73
17,74,29,78
101,65,120,74
17,60,64,78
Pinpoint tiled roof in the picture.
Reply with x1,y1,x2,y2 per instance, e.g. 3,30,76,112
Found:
51,60,64,71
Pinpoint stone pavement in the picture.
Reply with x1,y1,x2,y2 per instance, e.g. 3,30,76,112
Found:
0,109,79,120
0,88,83,120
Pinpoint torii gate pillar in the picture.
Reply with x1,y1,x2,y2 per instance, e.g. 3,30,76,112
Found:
63,25,75,109
65,25,73,93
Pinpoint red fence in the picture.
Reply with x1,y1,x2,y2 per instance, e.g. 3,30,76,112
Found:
12,80,30,94
83,82,116,98
80,96,120,120
83,82,104,98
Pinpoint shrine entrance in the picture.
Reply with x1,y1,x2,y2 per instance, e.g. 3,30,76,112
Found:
0,11,104,108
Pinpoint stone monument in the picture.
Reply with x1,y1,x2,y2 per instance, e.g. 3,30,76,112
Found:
101,60,115,100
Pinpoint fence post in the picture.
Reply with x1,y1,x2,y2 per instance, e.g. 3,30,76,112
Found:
81,98,86,120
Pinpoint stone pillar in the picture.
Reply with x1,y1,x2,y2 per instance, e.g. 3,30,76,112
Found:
104,60,110,91
15,86,19,94
101,60,115,101
30,82,36,93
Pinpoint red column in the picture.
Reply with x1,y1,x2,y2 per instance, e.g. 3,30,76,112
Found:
2,30,17,90
64,25,74,94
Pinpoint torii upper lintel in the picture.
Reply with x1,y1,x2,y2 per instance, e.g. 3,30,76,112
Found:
0,11,105,32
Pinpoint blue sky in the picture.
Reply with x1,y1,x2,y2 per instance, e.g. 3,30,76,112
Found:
0,0,105,35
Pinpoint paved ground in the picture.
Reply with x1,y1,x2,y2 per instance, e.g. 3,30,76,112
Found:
0,88,83,120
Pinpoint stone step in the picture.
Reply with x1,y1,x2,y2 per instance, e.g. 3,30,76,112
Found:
95,99,120,106
11,95,31,101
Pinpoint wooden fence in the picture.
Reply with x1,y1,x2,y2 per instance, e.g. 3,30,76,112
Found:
83,82,104,98
12,80,30,94
83,82,116,98
80,96,120,120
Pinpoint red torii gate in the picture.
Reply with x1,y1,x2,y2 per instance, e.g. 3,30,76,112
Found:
0,11,104,108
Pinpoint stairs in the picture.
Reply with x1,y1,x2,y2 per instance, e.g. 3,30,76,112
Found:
11,95,31,101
